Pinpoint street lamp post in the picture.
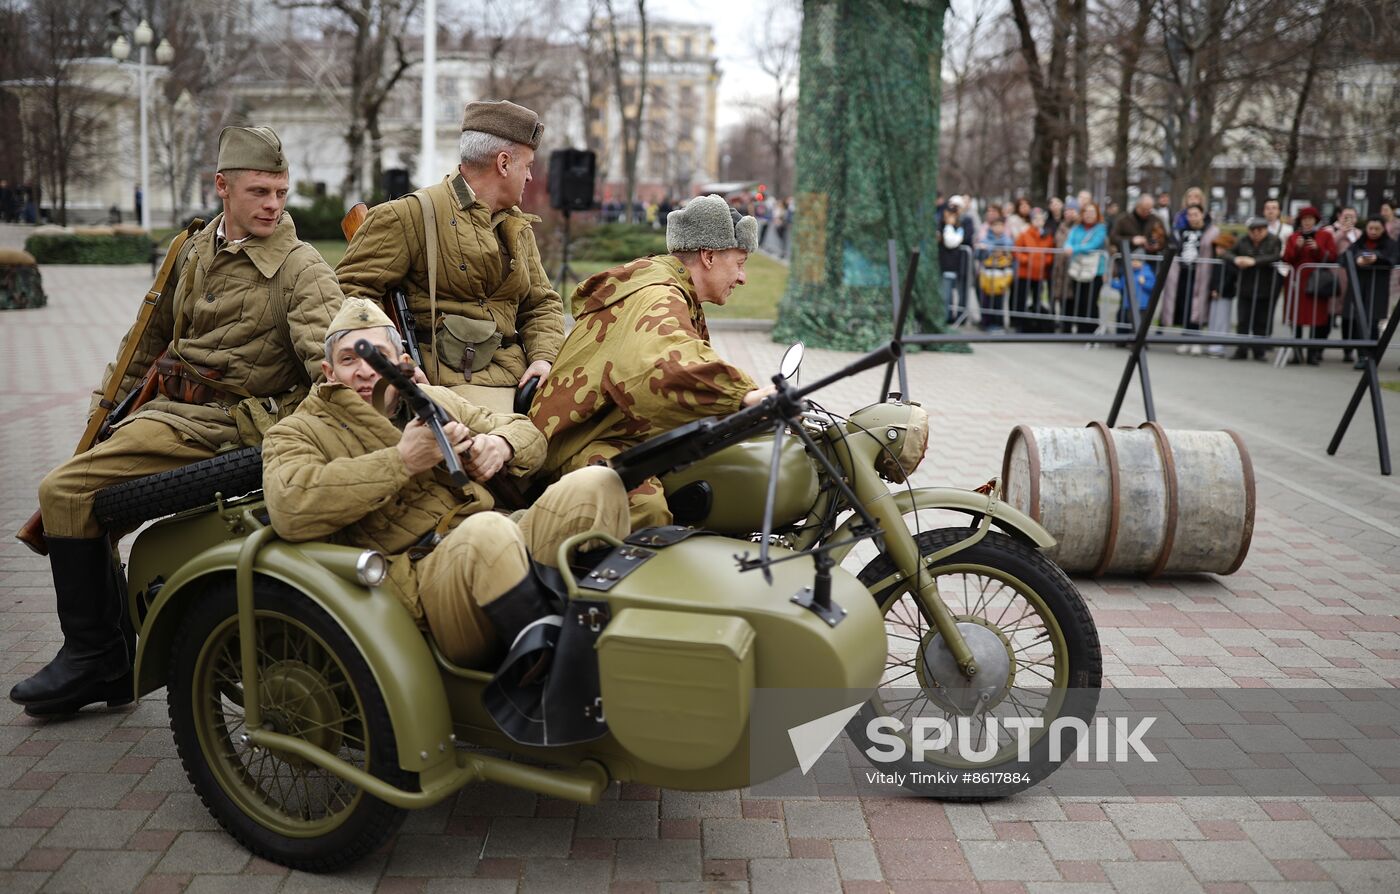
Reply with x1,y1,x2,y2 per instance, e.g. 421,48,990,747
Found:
111,20,173,232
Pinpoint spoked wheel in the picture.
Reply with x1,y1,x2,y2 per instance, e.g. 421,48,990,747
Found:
849,528,1102,800
168,578,412,871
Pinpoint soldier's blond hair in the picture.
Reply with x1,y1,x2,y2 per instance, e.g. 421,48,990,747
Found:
459,130,516,170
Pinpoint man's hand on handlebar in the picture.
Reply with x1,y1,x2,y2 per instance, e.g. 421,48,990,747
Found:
742,384,777,407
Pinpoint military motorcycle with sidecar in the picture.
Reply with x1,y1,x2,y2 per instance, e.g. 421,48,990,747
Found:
98,340,1100,871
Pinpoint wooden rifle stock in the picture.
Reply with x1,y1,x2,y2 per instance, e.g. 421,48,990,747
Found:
15,225,198,556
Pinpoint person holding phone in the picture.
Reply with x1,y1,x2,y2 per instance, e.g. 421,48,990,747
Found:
1341,216,1398,368
1282,207,1338,365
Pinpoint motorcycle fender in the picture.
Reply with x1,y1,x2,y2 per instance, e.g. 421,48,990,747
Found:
828,486,1055,561
134,539,456,776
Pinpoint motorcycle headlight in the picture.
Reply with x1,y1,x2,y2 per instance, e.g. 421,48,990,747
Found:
355,550,389,587
874,405,930,483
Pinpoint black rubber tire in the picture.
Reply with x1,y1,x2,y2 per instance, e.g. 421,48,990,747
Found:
168,578,412,872
849,528,1102,801
93,447,263,529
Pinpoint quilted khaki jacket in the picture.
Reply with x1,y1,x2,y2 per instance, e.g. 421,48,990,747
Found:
93,213,342,450
260,381,545,619
335,173,565,388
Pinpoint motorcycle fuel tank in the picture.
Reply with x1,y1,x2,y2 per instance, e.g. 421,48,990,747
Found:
661,432,821,534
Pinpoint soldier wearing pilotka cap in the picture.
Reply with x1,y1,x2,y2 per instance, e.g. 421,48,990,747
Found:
12,125,344,717
336,99,565,416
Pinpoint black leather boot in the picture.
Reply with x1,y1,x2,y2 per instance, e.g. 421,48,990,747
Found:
481,570,556,652
9,536,133,716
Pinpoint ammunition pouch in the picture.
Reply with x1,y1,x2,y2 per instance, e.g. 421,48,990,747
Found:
230,384,309,447
433,314,500,375
155,355,226,405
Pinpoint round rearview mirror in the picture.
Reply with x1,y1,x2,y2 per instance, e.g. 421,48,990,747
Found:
779,342,805,380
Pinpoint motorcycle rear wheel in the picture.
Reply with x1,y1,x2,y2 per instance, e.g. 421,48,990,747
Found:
167,578,412,870
850,528,1102,800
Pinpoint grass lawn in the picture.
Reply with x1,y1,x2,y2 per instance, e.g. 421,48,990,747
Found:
562,253,787,320
1384,380,1400,394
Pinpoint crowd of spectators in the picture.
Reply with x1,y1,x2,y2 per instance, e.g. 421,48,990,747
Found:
936,188,1397,367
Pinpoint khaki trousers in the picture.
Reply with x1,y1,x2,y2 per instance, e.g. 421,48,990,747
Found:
559,439,673,532
448,382,517,416
416,465,629,668
39,418,215,538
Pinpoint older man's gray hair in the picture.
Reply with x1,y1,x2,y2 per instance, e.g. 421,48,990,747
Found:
459,130,517,169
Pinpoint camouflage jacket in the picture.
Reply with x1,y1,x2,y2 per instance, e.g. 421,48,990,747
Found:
530,255,756,476
261,381,545,620
93,213,342,451
335,173,565,388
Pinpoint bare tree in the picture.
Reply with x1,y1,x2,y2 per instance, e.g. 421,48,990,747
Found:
1008,0,1073,200
748,0,799,199
149,0,256,220
279,0,420,202
600,0,647,222
1069,0,1090,191
941,5,991,192
9,0,114,225
1104,0,1155,207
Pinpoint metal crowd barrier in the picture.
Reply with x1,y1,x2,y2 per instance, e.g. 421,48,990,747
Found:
901,237,1396,474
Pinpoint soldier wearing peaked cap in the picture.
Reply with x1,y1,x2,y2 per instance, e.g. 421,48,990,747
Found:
530,195,774,530
12,125,345,717
336,99,565,416
259,298,629,669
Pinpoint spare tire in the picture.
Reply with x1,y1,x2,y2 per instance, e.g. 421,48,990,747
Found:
93,447,264,530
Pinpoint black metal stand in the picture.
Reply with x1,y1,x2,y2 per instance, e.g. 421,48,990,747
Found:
880,241,916,401
1327,251,1396,475
554,208,577,295
1106,239,1174,426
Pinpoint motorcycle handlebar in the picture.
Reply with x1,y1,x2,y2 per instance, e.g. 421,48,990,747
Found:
609,341,904,490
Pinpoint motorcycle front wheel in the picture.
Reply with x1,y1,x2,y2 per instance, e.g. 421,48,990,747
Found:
849,528,1102,800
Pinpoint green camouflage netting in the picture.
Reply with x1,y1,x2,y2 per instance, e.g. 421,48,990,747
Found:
0,263,46,310
774,0,951,351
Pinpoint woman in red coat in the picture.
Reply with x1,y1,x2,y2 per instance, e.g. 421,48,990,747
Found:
1282,206,1337,365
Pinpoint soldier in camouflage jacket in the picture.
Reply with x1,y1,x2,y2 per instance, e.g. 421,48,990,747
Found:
531,196,772,529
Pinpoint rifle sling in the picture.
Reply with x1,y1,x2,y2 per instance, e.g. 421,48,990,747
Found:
77,221,199,450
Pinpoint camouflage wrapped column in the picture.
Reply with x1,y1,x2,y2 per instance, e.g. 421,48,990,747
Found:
0,248,46,310
774,0,949,350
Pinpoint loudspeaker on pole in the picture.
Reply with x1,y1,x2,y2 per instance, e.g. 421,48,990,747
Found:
549,149,596,212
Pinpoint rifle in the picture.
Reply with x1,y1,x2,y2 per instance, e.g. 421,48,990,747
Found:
341,203,422,367
16,224,199,555
353,340,528,510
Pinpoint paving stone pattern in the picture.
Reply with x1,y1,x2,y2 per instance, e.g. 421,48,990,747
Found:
2,249,1399,892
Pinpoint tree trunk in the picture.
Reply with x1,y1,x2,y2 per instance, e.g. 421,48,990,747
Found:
1278,1,1333,207
1008,0,1071,201
1070,0,1088,193
1109,0,1153,207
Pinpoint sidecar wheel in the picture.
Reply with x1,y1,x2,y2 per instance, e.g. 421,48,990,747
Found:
168,578,412,871
850,529,1102,800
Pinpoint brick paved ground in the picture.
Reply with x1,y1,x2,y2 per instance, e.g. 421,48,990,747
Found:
2,246,1399,892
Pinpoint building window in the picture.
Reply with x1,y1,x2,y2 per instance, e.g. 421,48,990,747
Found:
682,37,692,57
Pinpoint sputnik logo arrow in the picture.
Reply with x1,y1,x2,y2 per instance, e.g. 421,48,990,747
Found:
787,702,865,775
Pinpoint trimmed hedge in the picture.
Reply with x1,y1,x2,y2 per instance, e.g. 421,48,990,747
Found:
289,193,352,241
572,222,667,261
24,232,154,265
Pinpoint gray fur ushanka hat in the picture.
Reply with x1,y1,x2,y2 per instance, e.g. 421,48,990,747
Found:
667,195,759,253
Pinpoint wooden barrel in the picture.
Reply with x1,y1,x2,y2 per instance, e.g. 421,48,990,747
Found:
1001,423,1254,577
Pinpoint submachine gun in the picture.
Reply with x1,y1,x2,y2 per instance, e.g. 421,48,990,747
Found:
352,340,528,509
